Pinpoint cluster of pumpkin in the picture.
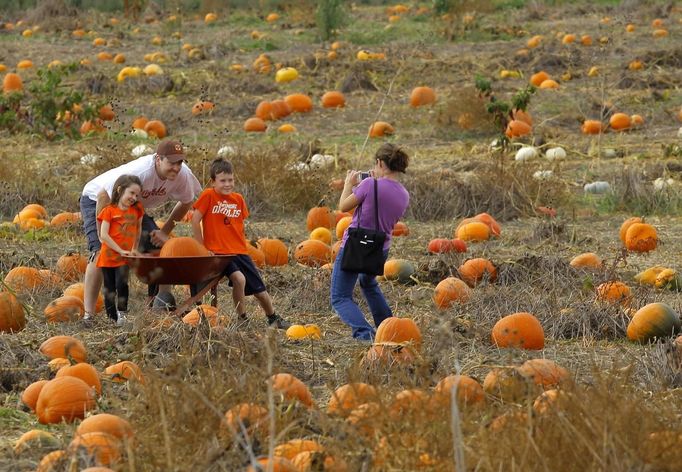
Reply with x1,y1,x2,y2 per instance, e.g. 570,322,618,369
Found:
15,335,142,469
129,115,167,139
8,202,80,232
582,112,645,135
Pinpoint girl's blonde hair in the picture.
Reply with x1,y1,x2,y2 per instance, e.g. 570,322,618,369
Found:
111,174,142,205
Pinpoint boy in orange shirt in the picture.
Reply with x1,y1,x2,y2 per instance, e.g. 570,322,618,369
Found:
190,158,290,329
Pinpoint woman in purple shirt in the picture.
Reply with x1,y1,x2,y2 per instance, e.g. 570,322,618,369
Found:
331,144,410,340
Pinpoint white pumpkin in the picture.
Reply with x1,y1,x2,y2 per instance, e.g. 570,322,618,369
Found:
601,148,617,159
545,147,566,161
80,154,100,165
533,170,553,180
130,128,148,138
309,153,335,169
584,181,611,194
515,146,538,161
131,144,152,157
217,145,236,157
653,177,674,191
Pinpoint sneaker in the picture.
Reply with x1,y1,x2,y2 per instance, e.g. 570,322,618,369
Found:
234,313,249,328
266,314,291,330
116,311,128,327
82,312,94,327
152,292,176,311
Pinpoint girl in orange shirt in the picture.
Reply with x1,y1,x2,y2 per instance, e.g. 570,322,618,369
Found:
96,175,144,326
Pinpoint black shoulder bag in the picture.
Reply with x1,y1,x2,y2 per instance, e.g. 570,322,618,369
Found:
341,178,386,275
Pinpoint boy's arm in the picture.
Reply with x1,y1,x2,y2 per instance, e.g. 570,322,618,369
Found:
99,220,128,255
191,209,204,245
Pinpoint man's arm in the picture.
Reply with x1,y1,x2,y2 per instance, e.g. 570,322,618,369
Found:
151,201,193,246
95,190,111,237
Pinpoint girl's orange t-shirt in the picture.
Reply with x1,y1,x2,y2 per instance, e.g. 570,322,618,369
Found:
193,189,249,255
96,203,144,267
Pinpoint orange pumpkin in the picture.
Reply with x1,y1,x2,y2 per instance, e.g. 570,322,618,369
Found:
270,373,314,408
505,120,531,138
619,217,643,244
491,312,544,350
21,203,48,219
21,379,49,411
306,205,335,231
569,252,602,269
3,266,43,293
44,296,85,323
98,104,116,121
222,403,268,437
257,238,289,266
104,361,144,384
50,212,80,227
458,258,497,287
512,109,533,126
56,362,102,395
321,91,346,108
609,112,631,131
39,335,87,362
244,117,267,132
63,282,104,313
482,367,530,402
432,375,485,409
271,99,293,120
3,72,23,93
159,237,210,257
455,221,490,242
529,71,550,87
516,359,570,388
392,221,409,236
624,222,657,252
291,451,346,471
274,439,325,460
36,376,97,424
131,116,148,130
191,101,214,116
77,413,134,441
626,302,681,343
245,457,297,472
36,450,67,472
327,383,378,417
182,304,221,327
335,216,353,239
383,259,415,283
13,429,60,455
595,281,632,306
284,93,313,113
433,277,471,309
368,121,394,138
55,253,87,281
375,317,422,349
364,344,416,367
0,291,26,333
255,101,274,120
69,432,122,466
294,239,332,267
532,389,565,415
409,86,436,107
247,243,266,268
309,227,332,245
472,212,501,236
144,120,167,138
389,388,431,419
581,119,603,134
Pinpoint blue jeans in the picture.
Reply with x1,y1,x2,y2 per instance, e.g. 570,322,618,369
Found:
330,246,392,340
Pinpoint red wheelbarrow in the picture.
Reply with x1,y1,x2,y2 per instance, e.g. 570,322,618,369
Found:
124,254,235,317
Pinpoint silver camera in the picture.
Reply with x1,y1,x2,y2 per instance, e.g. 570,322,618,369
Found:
359,171,371,181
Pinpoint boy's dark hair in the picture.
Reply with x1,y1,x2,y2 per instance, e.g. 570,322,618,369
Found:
375,143,409,173
111,174,142,205
210,158,234,179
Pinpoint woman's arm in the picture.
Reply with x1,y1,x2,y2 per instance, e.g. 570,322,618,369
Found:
99,220,128,255
338,170,361,212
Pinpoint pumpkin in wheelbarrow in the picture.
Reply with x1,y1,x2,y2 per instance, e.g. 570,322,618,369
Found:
159,237,210,257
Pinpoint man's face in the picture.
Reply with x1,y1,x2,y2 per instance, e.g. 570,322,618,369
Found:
156,155,183,180
213,172,234,195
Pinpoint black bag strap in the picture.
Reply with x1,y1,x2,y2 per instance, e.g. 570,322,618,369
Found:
354,178,380,230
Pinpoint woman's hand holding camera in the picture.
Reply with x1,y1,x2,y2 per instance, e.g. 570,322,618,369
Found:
344,169,372,189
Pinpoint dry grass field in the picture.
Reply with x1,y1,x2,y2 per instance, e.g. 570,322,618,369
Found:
1,0,682,471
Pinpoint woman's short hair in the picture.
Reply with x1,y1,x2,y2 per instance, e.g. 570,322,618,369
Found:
375,143,409,173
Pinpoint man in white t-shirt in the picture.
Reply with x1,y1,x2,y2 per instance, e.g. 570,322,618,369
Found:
80,139,202,320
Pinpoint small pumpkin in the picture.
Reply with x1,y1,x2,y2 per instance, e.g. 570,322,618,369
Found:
433,277,471,309
609,112,631,131
516,359,570,388
104,361,144,384
619,217,643,244
244,117,267,132
284,93,313,113
335,216,353,239
491,312,545,350
530,71,550,87
458,258,497,287
182,304,221,327
50,212,80,227
274,439,325,461
505,120,531,138
36,376,97,424
44,296,84,323
321,91,345,108
368,121,394,138
36,450,67,472
595,281,632,306
68,432,122,466
77,413,134,441
455,221,490,242
39,335,87,362
375,317,422,349
270,373,314,408
624,222,657,252
626,302,681,343
364,344,416,367
306,205,335,231
581,119,603,134
294,239,332,267
569,252,602,270
482,367,531,402
409,86,436,107
222,403,268,437
432,375,485,409
0,291,26,333
389,389,431,419
383,259,415,283
56,362,102,395
63,282,104,313
247,243,266,268
144,120,167,138
257,238,289,266
13,429,59,455
532,389,565,415
275,67,299,83
3,72,23,93
159,237,210,257
191,101,215,116
309,227,332,245
634,266,668,286
327,383,378,417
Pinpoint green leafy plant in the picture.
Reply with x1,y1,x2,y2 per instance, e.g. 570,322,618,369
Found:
475,73,535,141
316,0,346,41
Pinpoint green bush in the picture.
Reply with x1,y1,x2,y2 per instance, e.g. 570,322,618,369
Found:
316,0,346,41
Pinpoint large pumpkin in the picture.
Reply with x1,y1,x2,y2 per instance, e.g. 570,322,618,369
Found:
55,253,88,282
433,276,471,309
383,259,415,283
36,376,97,424
257,238,289,266
3,72,23,93
455,221,490,242
626,302,681,343
294,239,331,267
409,86,436,107
63,282,104,314
491,312,545,350
458,258,497,287
247,243,265,268
306,206,335,231
327,383,378,417
269,373,314,408
68,432,122,466
182,304,221,327
284,93,313,113
3,266,43,293
482,367,531,402
56,362,102,395
375,317,422,349
364,344,416,367
77,413,134,441
159,237,210,257
39,335,87,362
624,223,658,253
595,281,632,306
44,296,84,323
0,291,26,333
619,217,643,244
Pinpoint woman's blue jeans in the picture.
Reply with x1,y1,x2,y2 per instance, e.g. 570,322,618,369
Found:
330,247,392,340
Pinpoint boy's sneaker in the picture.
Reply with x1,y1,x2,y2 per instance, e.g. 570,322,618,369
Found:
116,311,128,327
266,314,291,330
82,312,94,327
152,292,176,311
